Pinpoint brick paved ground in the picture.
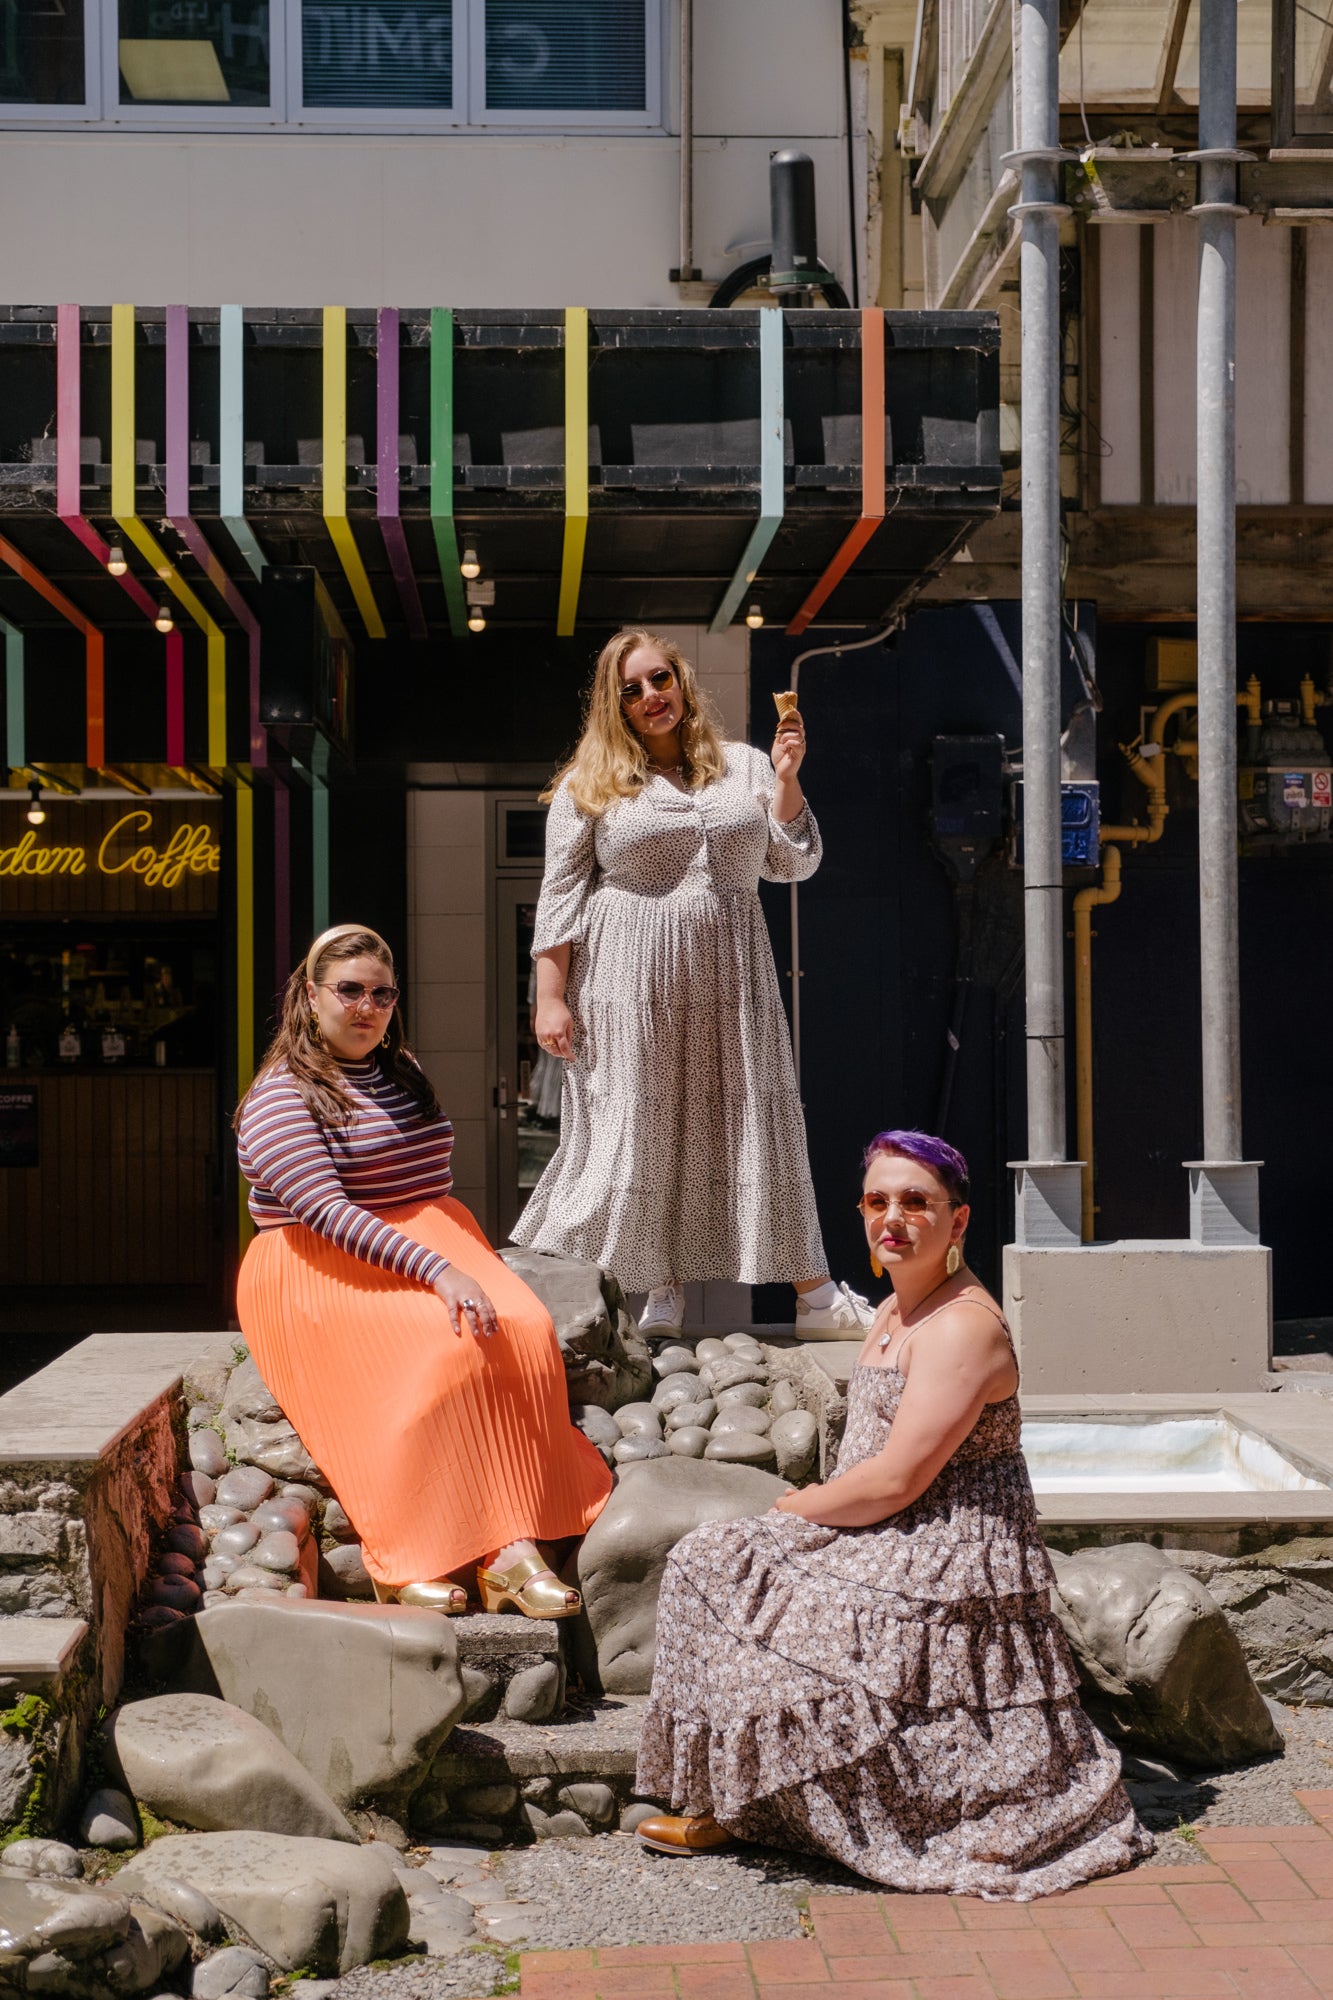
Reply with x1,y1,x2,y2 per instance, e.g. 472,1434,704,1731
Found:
515,1791,1333,1999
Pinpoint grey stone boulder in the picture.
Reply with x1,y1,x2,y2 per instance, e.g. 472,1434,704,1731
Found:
215,1468,275,1513
318,1542,375,1601
713,1382,769,1411
116,1832,408,1976
1176,1537,1333,1707
770,1409,820,1481
189,1430,229,1480
1050,1542,1283,1769
612,1437,668,1464
0,1876,189,1997
225,1417,324,1488
0,1837,82,1880
667,1427,709,1457
710,1406,771,1436
570,1404,621,1451
101,1693,356,1841
704,1432,777,1467
220,1358,286,1428
613,1404,661,1439
172,1597,466,1815
79,1785,141,1850
577,1456,790,1692
128,1872,226,1940
191,1943,271,1997
498,1246,651,1411
503,1661,562,1723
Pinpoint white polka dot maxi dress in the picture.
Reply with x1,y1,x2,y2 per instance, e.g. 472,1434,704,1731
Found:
509,743,828,1291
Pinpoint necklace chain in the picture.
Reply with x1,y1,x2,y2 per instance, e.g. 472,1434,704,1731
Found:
877,1271,958,1352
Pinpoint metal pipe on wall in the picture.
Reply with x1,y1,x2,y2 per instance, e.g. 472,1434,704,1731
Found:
1010,0,1074,1222
676,0,699,284
1194,1,1242,1165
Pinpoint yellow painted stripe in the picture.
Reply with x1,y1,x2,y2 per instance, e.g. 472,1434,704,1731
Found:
111,304,136,520
557,306,589,637
235,780,255,1246
112,303,232,769
323,306,386,639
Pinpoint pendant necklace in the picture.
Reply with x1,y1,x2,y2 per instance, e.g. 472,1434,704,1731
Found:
878,1270,957,1353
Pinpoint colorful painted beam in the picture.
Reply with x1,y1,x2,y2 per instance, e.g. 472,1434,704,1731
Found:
1,614,23,771
235,777,255,1241
54,304,186,764
429,309,468,639
219,305,268,583
556,307,589,636
787,309,887,635
377,308,427,640
709,310,786,635
0,532,104,769
111,303,230,769
165,305,265,768
322,307,385,640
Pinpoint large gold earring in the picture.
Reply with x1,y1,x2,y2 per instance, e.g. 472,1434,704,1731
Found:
870,1251,883,1279
381,1031,391,1049
946,1244,961,1277
309,1015,321,1042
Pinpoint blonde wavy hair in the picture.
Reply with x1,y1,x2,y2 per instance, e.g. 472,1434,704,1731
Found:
542,628,727,818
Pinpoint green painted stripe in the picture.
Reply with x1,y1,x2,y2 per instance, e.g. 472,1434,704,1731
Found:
1,617,23,771
430,309,468,638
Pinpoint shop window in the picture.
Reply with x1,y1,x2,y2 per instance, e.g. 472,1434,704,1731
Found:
0,0,88,105
483,0,646,112
117,0,271,106
301,0,453,109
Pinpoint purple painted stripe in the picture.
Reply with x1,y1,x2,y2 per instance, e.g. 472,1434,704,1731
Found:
274,782,292,983
166,305,190,519
377,307,427,638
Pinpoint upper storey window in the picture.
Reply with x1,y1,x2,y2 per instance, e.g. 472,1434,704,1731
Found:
0,0,661,128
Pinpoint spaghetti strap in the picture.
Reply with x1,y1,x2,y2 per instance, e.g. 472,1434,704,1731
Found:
888,1291,1017,1374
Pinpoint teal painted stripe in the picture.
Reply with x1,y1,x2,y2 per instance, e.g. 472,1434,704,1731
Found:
312,781,330,934
219,305,267,580
709,308,785,634
1,616,24,770
430,308,469,638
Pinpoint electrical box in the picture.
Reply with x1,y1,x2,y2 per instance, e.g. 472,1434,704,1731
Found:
1010,780,1101,868
1238,703,1332,843
1147,638,1198,692
931,735,1003,879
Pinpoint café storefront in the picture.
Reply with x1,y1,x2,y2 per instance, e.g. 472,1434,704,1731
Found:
1,796,224,1298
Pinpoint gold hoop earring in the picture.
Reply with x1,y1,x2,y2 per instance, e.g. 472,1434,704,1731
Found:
870,1251,883,1279
381,1031,391,1049
946,1244,961,1278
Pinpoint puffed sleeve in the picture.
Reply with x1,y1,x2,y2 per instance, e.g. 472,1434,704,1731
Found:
747,744,823,883
531,779,599,954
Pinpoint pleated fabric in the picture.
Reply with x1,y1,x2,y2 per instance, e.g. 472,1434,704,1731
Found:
235,1195,612,1586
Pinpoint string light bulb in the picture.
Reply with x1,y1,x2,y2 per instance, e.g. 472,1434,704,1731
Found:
467,608,487,633
154,598,175,634
26,782,45,828
460,547,481,580
106,542,128,577
745,603,764,629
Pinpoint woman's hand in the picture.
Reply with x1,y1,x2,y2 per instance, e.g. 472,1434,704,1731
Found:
434,1267,500,1340
772,713,806,786
533,994,575,1060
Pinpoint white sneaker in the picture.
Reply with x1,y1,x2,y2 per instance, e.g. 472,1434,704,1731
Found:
639,1282,686,1333
794,1281,877,1339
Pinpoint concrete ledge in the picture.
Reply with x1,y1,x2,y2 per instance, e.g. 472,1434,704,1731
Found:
1004,1241,1271,1394
0,1332,222,1464
0,1616,89,1695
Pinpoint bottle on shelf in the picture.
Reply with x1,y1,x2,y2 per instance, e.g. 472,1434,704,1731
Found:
58,1021,82,1064
5,1025,20,1069
101,1021,127,1064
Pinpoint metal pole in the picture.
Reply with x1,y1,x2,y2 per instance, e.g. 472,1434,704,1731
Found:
1195,0,1241,1164
677,0,698,284
1016,0,1066,1166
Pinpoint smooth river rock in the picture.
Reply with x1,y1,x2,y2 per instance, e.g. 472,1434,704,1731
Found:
713,1382,770,1411
612,1436,668,1464
189,1430,229,1479
174,1597,466,1813
0,1875,188,1997
666,1399,716,1431
652,1345,701,1379
102,1693,355,1841
79,1785,141,1850
498,1246,651,1411
1050,1542,1283,1769
666,1427,710,1457
577,1456,790,1691
704,1432,777,1467
116,1832,408,1975
770,1408,820,1480
613,1404,662,1439
0,1837,83,1880
709,1406,771,1436
215,1467,276,1513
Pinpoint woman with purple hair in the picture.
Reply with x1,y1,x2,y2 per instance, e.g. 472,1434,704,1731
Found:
634,1128,1150,1898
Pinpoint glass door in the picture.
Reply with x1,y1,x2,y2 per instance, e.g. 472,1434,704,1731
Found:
494,873,560,1244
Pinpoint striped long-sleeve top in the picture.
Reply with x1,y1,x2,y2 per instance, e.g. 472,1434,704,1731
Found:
237,1057,454,1288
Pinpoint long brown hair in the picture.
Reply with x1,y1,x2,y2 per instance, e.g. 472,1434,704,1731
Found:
235,925,440,1131
542,627,727,818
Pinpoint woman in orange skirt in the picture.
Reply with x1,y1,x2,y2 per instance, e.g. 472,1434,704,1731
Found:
234,923,611,1615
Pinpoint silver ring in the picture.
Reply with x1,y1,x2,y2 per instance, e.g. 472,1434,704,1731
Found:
461,1298,477,1311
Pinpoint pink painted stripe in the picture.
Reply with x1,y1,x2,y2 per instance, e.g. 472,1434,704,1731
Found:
165,629,185,767
377,307,427,638
56,305,159,620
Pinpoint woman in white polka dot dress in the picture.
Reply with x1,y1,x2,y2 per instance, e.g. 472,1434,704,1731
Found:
509,627,873,1337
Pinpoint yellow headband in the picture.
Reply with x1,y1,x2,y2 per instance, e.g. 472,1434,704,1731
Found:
305,924,393,985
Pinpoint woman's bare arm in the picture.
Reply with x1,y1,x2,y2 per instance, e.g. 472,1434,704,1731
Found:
533,945,574,1058
774,1308,1017,1528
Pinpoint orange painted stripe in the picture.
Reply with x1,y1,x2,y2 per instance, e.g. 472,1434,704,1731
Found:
0,531,105,768
787,308,887,636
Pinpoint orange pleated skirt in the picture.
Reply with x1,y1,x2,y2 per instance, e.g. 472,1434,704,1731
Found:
235,1195,612,1587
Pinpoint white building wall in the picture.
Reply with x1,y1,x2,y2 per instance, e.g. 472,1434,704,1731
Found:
0,0,861,308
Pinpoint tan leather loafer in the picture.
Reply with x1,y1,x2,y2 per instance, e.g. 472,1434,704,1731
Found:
636,1810,734,1856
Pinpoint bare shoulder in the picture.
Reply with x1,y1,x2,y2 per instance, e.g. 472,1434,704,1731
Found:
905,1293,1016,1392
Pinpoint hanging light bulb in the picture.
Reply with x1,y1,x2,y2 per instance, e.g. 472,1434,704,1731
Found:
467,608,487,633
25,781,45,828
460,547,481,580
745,603,764,629
154,598,175,634
106,542,128,577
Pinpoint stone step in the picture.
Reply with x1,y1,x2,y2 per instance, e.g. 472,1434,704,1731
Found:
452,1613,567,1727
427,1696,648,1842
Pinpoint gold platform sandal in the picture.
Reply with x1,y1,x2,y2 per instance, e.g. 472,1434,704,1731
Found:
372,1578,469,1614
477,1547,581,1620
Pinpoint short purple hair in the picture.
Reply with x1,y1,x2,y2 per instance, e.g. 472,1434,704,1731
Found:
863,1129,970,1204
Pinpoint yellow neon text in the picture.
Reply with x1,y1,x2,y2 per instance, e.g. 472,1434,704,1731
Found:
96,812,221,888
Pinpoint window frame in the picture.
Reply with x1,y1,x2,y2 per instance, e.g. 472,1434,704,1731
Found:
0,0,667,135
0,0,101,124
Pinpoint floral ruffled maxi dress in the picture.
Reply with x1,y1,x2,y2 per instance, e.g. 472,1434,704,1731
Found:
636,1356,1151,1899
